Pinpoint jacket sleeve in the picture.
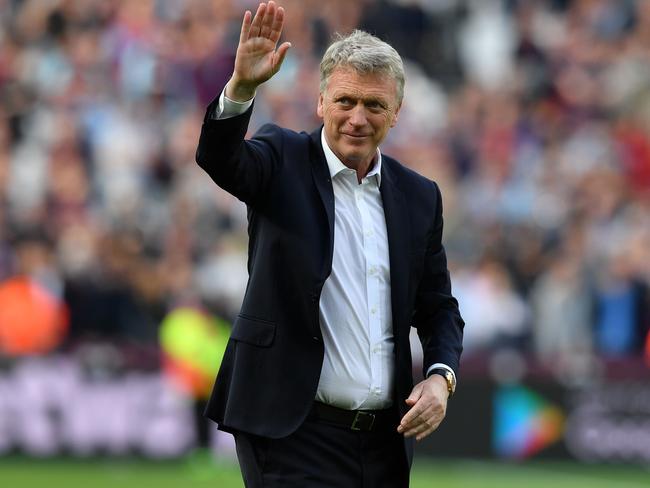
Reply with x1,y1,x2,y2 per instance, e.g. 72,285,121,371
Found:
195,97,282,207
413,181,465,377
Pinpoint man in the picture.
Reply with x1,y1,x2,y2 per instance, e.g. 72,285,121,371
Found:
196,2,464,486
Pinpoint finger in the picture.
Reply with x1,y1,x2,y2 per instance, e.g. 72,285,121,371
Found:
273,41,291,72
416,429,435,442
404,415,441,439
239,10,252,43
400,404,425,427
406,382,423,405
400,415,425,435
259,1,275,39
399,397,444,433
407,406,446,439
398,387,425,428
403,420,433,439
268,6,285,44
416,423,438,442
397,412,424,434
250,3,267,38
397,403,428,432
415,415,442,440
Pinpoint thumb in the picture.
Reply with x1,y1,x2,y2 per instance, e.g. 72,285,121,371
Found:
405,384,423,406
273,42,292,73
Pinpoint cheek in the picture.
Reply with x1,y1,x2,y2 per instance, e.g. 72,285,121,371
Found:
374,115,392,133
324,109,343,126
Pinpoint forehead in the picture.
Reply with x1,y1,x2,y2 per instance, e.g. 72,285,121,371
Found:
325,67,397,101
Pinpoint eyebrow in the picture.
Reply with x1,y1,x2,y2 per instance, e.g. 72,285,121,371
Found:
334,94,388,106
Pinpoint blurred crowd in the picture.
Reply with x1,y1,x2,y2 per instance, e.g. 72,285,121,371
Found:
0,0,649,368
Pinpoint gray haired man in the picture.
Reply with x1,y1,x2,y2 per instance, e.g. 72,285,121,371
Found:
196,2,464,486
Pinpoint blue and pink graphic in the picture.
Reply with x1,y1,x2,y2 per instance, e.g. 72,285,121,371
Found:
493,385,564,459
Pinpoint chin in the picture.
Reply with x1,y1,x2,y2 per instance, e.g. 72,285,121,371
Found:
343,143,370,157
343,154,373,170
341,151,364,162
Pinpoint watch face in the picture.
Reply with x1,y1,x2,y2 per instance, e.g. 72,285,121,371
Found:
444,371,455,394
432,369,455,395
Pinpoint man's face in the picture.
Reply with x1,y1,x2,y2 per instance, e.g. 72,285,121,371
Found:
317,67,401,172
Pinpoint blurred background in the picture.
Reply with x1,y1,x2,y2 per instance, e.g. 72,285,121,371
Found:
0,0,649,486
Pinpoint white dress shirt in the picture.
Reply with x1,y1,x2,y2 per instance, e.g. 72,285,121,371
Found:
315,129,394,409
213,91,456,410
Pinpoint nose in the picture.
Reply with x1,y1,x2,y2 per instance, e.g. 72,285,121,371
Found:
348,103,368,127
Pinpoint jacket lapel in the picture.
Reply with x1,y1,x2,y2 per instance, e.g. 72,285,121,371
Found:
309,128,335,275
380,161,410,333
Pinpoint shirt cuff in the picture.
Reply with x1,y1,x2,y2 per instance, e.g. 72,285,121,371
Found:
426,363,457,385
210,90,254,120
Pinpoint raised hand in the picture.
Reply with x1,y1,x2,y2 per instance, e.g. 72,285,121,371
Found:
226,1,291,102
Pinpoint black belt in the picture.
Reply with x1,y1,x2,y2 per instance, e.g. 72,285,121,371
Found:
309,402,397,432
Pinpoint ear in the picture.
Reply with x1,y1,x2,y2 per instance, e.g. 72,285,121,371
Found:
317,93,324,119
390,103,402,128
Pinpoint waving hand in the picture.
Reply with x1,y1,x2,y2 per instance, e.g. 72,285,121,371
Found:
226,2,291,102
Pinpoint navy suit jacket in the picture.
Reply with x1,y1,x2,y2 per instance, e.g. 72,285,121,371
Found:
196,99,464,442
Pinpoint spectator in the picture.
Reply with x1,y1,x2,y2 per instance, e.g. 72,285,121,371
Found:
0,0,648,366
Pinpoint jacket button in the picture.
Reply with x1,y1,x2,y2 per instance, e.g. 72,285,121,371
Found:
312,336,320,342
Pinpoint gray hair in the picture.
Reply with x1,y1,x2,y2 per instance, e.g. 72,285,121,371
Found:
319,30,405,106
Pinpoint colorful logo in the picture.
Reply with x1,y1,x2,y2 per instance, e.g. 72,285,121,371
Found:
493,385,564,459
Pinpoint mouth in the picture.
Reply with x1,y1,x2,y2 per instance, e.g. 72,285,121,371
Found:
342,133,371,139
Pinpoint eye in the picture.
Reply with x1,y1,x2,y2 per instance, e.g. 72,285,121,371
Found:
336,97,354,107
365,100,386,112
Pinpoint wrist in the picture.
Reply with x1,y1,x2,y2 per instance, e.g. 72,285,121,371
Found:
428,373,449,396
429,368,456,397
225,78,257,102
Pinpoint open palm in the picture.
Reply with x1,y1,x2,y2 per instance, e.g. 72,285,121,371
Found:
229,2,291,100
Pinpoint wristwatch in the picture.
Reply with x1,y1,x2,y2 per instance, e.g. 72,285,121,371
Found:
430,368,456,397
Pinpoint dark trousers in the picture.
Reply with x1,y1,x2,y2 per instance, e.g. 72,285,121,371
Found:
234,412,410,487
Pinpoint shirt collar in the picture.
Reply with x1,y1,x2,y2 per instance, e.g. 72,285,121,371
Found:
320,128,382,186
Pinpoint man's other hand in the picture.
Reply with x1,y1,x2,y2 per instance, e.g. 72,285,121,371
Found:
397,374,449,441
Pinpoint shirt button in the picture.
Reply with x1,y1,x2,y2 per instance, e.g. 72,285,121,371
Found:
370,307,377,315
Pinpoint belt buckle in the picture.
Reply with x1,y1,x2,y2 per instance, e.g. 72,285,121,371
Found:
351,411,375,431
